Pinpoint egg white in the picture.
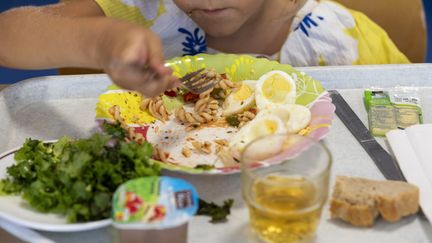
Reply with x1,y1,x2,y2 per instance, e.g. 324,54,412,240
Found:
256,104,311,133
229,115,286,153
222,80,257,117
255,70,296,111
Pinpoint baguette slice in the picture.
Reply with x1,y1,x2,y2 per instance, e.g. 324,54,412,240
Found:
330,176,419,227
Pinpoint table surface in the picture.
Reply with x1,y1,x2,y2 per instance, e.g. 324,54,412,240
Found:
1,64,432,243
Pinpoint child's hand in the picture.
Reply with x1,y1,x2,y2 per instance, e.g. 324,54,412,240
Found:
99,23,178,97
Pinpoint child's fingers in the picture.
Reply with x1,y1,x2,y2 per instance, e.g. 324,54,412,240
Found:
147,34,164,70
167,76,180,89
106,27,178,97
108,64,145,90
154,65,173,75
135,74,173,97
136,80,162,97
152,65,178,89
109,60,178,97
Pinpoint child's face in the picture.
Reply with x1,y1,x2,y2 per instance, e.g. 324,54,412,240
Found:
174,0,267,37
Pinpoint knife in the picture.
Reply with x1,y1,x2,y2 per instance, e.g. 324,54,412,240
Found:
328,90,405,181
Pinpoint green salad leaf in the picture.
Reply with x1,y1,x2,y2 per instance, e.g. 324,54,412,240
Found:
197,198,234,223
225,116,240,127
1,126,160,223
101,121,127,140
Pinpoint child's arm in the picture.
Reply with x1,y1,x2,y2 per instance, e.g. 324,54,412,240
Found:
0,0,176,97
0,0,107,69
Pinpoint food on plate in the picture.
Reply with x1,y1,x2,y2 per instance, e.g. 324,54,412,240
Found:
212,78,239,98
107,68,312,170
256,104,311,133
176,100,218,125
0,123,159,223
108,105,147,144
225,115,240,127
222,80,256,117
191,141,212,154
330,176,419,227
140,96,171,122
214,139,229,147
226,109,257,128
255,70,296,111
153,146,171,162
181,147,192,158
229,115,287,153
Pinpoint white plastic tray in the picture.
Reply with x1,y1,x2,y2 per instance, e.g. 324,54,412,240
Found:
1,64,432,242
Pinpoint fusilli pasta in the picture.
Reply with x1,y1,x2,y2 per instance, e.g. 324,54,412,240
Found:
153,146,170,162
108,105,125,126
140,96,170,121
191,141,212,154
238,110,256,127
108,105,145,144
181,147,192,158
211,78,239,99
175,102,218,125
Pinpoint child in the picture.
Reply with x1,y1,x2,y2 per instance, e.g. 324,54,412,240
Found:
0,0,409,97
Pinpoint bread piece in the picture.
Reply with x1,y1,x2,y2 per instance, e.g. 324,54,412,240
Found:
330,176,419,227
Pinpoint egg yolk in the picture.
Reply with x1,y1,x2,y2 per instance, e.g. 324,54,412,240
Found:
264,120,278,133
262,74,291,102
233,83,253,101
251,119,279,137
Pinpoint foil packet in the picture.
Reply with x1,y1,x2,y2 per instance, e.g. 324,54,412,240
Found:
364,87,423,136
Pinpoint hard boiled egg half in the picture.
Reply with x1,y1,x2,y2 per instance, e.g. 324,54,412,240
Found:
222,80,257,116
229,115,286,152
255,70,296,110
255,104,311,133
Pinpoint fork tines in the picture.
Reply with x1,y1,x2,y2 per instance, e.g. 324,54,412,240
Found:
179,68,220,94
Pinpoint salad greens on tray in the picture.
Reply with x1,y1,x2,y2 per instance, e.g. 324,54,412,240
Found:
0,122,160,223
198,198,234,223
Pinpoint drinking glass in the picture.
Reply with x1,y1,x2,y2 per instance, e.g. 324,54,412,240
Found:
241,134,332,243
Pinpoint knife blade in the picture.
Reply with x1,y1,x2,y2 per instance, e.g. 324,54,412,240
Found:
328,90,405,181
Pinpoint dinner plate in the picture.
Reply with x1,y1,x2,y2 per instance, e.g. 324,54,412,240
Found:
0,148,111,232
95,54,336,174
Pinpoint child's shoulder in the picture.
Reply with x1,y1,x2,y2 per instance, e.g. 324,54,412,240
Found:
281,0,409,66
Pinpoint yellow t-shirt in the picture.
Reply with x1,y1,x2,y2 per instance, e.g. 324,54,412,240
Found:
95,0,410,66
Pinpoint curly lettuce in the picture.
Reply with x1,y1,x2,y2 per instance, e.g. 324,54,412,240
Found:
1,128,159,223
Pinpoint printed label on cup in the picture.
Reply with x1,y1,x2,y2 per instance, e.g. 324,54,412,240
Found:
112,176,198,229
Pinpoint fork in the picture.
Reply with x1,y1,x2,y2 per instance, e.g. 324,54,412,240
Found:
113,61,219,94
178,68,220,94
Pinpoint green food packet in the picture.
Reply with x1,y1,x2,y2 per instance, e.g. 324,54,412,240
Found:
364,90,397,136
364,87,423,136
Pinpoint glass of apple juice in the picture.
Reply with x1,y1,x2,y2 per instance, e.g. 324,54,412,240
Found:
241,134,332,243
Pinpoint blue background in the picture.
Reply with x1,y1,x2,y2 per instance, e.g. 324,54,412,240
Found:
1,0,432,84
424,0,432,62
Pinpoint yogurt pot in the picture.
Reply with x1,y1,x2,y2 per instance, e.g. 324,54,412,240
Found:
112,176,199,243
